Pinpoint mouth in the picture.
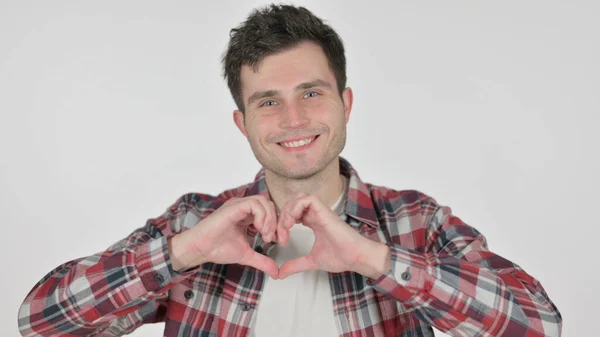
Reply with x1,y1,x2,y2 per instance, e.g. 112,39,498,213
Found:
277,135,320,151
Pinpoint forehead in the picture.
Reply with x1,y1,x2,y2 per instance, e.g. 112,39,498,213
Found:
240,41,335,97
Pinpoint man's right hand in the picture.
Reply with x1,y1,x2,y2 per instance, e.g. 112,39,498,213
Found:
168,195,279,279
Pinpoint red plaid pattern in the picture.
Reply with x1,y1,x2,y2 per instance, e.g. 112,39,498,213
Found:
18,157,562,336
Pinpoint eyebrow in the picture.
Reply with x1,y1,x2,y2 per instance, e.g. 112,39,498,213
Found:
246,79,333,106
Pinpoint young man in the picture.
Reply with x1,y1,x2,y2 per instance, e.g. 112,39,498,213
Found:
18,4,562,337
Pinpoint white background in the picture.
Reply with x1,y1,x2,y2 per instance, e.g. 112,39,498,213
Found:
1,1,597,336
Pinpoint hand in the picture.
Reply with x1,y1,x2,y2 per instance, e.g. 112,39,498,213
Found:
276,193,389,279
171,195,279,279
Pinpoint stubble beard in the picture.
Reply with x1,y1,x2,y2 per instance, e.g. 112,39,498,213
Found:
252,129,347,182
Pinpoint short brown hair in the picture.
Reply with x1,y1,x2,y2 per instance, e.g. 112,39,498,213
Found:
222,4,347,113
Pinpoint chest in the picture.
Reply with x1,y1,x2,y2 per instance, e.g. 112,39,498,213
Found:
161,226,429,337
163,264,429,336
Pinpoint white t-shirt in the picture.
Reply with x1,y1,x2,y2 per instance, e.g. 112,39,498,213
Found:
249,176,349,337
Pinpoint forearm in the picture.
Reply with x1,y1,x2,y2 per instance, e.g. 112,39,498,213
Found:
18,194,202,336
18,234,187,336
366,243,562,337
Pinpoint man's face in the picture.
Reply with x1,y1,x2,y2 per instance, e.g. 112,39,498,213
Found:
233,41,353,180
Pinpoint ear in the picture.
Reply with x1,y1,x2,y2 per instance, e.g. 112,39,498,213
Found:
233,110,248,137
342,87,353,124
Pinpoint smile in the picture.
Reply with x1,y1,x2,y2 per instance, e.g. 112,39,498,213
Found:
278,135,319,149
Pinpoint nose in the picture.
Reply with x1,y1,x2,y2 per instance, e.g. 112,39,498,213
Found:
278,101,309,130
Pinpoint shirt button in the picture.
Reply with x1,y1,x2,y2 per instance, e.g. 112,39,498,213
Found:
254,246,263,254
401,271,411,281
216,287,223,294
241,303,252,311
154,273,165,285
184,290,194,299
366,278,375,285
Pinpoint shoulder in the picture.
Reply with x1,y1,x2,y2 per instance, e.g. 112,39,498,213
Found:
366,182,441,219
153,183,253,232
175,182,252,212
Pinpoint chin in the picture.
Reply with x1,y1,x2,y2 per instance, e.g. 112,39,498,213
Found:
278,154,337,180
271,161,318,180
283,167,321,180
254,139,341,180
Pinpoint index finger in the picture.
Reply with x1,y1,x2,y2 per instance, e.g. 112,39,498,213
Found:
278,193,308,234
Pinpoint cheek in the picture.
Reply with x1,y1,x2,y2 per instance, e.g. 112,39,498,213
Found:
303,98,344,125
302,94,344,114
303,98,328,110
247,118,274,142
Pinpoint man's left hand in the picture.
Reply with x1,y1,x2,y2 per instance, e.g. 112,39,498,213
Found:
276,193,391,280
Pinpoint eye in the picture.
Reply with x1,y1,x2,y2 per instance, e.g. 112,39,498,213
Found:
260,100,278,107
304,91,319,98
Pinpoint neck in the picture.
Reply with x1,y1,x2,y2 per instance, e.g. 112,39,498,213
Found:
265,158,344,213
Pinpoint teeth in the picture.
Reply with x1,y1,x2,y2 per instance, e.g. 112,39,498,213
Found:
280,137,315,148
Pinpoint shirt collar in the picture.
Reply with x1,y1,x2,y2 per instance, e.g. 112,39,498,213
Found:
243,156,380,229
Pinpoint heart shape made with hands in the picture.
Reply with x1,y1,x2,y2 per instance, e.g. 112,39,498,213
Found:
252,193,382,280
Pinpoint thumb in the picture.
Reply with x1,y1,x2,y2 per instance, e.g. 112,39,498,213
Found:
240,250,279,279
278,255,315,279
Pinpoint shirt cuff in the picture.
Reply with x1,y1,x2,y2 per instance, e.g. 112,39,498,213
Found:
134,236,198,293
368,243,432,294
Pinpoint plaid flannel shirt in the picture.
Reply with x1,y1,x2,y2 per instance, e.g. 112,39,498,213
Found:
18,157,562,336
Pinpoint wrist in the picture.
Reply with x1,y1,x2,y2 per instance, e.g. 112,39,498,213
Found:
168,233,196,272
356,241,391,280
